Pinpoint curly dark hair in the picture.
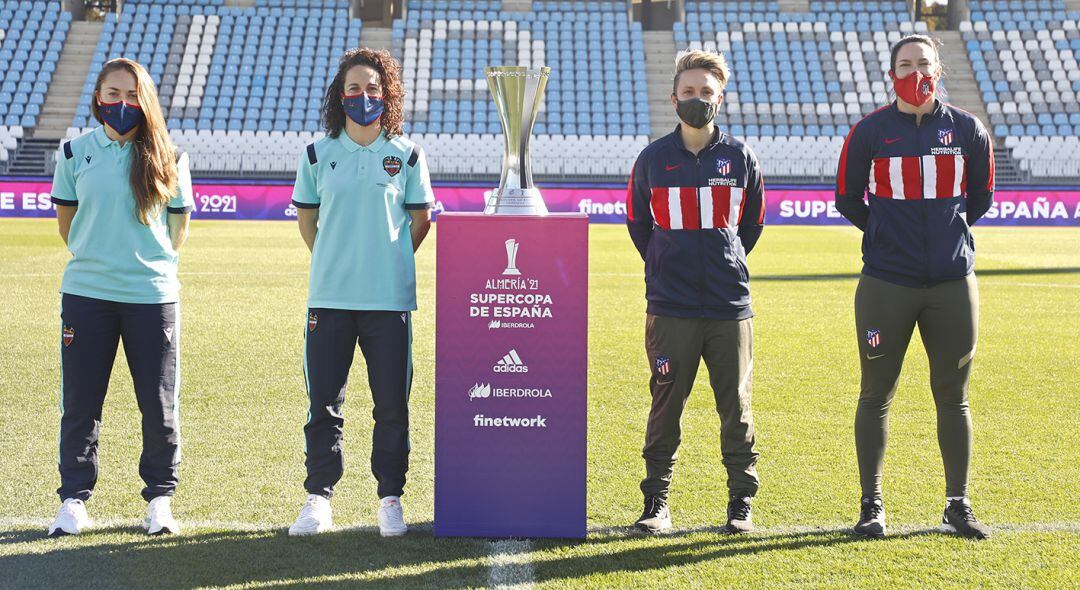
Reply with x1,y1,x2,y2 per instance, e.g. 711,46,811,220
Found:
322,47,405,138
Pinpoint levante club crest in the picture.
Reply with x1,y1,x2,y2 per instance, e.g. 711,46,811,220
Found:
62,326,75,347
383,155,403,176
308,313,318,332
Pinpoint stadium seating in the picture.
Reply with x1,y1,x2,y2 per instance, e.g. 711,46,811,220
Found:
677,1,923,178
0,125,24,168
396,0,650,178
0,0,70,165
64,0,359,172
961,0,1080,178
41,0,1076,180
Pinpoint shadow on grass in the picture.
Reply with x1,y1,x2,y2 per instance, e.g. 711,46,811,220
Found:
0,528,45,546
526,526,944,586
753,266,1080,282
0,523,975,589
0,522,490,590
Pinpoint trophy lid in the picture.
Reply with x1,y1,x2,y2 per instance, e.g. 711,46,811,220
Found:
485,66,551,79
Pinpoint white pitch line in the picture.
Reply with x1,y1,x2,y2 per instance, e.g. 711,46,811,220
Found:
2,518,1076,537
4,517,1077,590
0,517,389,533
488,539,534,590
982,281,1080,289
586,521,1080,537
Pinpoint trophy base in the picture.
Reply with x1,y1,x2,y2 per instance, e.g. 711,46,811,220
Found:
484,188,549,216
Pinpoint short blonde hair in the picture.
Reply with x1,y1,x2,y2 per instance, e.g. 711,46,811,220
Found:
673,50,731,94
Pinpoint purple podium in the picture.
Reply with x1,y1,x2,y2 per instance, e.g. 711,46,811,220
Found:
434,213,588,538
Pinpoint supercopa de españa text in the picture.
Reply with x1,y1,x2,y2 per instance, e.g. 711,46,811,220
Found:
469,292,554,318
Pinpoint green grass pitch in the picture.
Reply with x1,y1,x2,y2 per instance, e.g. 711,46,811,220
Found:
0,218,1077,589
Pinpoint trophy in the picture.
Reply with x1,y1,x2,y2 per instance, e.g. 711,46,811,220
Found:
484,66,551,215
502,239,521,275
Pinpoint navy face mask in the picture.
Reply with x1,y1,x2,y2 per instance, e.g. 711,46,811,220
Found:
342,93,385,127
97,99,144,135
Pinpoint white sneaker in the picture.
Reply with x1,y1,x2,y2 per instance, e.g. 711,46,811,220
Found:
48,498,92,537
289,494,333,536
378,496,407,537
145,496,180,535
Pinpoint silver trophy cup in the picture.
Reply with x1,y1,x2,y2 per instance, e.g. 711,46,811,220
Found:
485,66,550,215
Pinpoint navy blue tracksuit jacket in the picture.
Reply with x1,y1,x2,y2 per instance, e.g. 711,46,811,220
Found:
835,101,995,287
627,126,766,320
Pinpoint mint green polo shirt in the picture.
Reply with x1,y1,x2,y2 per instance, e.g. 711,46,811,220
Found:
50,126,195,304
291,131,435,311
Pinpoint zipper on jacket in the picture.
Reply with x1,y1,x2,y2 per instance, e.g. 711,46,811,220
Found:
696,154,706,316
916,115,930,287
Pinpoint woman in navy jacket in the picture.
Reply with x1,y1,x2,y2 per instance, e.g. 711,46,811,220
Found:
835,34,994,540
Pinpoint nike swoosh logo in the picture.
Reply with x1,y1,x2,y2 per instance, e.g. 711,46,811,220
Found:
884,137,901,144
665,164,682,171
867,353,886,360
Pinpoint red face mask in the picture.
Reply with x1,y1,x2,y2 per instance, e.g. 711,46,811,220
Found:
890,70,936,107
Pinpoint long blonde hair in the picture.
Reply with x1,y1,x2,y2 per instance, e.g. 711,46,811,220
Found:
92,58,177,225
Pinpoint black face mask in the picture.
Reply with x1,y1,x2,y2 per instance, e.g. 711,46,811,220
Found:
675,97,717,129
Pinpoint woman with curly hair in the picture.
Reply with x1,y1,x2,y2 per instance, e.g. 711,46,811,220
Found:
287,47,434,538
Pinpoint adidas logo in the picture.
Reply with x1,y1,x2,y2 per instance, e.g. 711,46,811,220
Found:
494,349,528,373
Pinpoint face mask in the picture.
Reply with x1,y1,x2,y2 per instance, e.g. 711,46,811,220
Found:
342,93,385,127
675,97,717,129
890,70,936,107
97,99,144,135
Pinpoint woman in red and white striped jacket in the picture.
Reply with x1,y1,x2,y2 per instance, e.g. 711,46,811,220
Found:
834,34,995,540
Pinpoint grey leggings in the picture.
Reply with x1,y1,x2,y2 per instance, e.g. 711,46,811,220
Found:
854,273,979,498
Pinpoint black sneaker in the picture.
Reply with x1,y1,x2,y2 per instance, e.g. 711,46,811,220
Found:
854,496,886,538
941,499,991,540
724,496,754,533
634,495,672,534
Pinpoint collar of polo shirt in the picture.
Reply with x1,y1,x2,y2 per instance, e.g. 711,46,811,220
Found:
338,130,389,153
95,126,132,151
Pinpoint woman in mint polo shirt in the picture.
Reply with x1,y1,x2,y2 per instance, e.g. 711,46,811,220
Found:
287,47,435,538
47,58,194,537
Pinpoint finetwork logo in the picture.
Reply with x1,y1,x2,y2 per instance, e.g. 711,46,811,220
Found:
493,349,528,373
473,414,547,428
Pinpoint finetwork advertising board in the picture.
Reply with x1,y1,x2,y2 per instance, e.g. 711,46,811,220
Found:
3,179,1080,225
434,213,588,538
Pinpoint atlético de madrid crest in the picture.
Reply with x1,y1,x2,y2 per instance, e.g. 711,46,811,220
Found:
717,158,732,175
308,313,318,332
938,128,954,146
866,329,881,348
62,326,75,347
383,155,403,177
